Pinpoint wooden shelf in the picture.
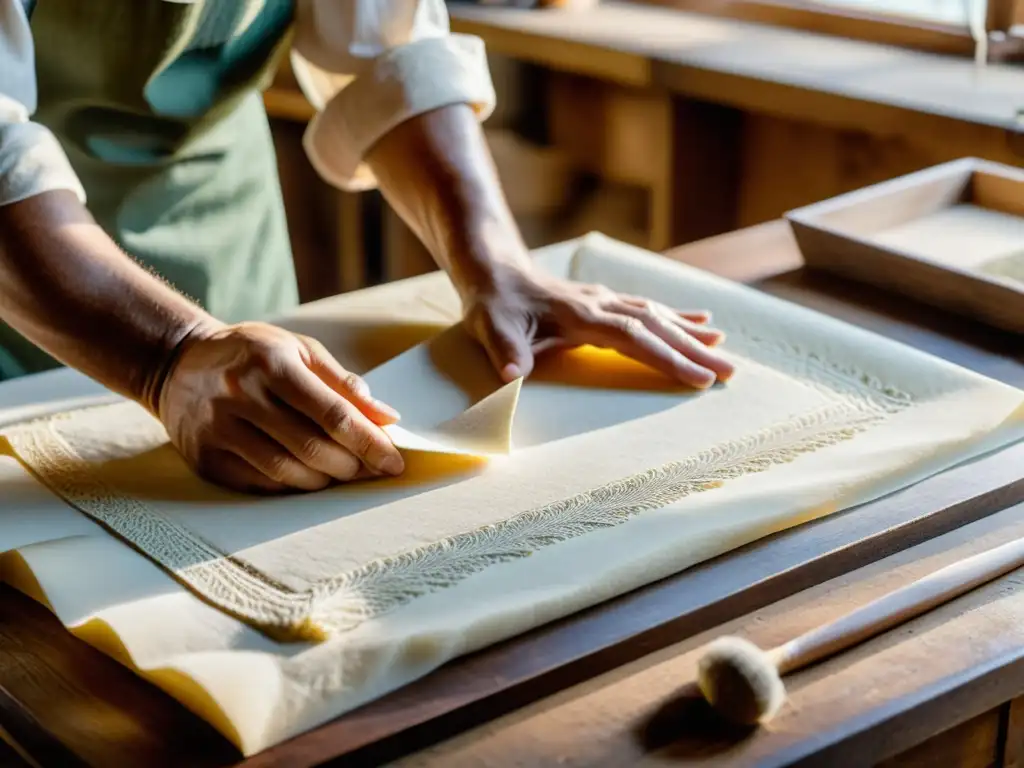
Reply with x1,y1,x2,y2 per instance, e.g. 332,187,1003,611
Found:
450,1,1024,144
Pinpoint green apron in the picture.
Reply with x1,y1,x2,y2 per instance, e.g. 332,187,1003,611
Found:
0,0,301,378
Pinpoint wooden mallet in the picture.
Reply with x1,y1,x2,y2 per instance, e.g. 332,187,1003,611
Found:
697,535,1024,725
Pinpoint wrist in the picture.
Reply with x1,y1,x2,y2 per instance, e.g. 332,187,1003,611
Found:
140,312,224,417
445,215,534,302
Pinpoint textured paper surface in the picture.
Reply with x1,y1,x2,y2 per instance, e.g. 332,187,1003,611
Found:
871,204,1024,281
1,233,1022,755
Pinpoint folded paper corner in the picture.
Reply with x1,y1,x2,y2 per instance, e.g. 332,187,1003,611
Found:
384,376,523,457
430,376,523,455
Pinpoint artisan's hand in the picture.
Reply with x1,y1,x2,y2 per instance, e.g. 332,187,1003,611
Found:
463,266,735,388
156,322,404,494
364,107,733,389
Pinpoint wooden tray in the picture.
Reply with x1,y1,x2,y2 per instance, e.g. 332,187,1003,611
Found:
785,158,1024,334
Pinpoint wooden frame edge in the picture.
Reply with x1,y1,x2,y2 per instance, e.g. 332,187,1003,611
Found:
632,0,1024,60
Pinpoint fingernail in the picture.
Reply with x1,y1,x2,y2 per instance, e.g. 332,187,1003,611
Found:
694,370,717,389
380,454,404,476
502,363,522,381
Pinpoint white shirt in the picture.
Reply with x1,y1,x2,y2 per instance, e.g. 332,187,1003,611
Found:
0,0,496,206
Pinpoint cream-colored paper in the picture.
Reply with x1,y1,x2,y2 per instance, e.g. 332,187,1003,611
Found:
870,204,1024,285
1,233,1022,755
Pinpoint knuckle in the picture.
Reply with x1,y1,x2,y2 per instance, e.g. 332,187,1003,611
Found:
220,368,247,397
260,451,293,483
348,428,376,459
324,403,356,436
254,349,286,377
612,316,645,337
335,454,362,481
296,436,324,465
246,337,291,375
570,301,603,326
342,372,368,397
296,333,320,350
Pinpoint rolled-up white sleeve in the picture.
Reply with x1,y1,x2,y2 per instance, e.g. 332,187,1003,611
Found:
291,0,496,191
0,0,85,206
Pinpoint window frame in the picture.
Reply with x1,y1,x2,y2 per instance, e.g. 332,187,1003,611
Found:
632,0,1024,60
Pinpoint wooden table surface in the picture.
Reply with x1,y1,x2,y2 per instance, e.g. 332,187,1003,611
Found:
0,221,1022,768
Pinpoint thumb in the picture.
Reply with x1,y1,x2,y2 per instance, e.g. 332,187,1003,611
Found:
476,312,534,383
299,335,401,425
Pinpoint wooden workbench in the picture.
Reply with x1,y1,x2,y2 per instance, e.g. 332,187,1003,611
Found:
448,3,1024,249
0,222,1021,767
265,3,1024,294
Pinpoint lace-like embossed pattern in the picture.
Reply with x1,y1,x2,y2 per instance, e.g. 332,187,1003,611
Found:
6,422,324,641
718,326,912,411
7,388,895,642
4,315,916,640
309,403,879,634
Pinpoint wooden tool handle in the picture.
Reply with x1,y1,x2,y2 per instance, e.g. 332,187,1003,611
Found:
770,536,1024,675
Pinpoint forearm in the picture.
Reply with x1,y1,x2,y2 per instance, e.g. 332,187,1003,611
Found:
0,191,218,409
366,104,529,298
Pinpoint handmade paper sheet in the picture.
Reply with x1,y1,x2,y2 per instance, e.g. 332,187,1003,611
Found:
0,233,1021,754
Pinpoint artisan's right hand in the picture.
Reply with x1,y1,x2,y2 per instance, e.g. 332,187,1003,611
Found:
155,321,405,494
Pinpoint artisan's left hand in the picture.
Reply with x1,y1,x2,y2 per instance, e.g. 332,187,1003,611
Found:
462,265,735,389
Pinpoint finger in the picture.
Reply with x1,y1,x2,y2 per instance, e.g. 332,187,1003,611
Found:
474,312,534,382
195,448,289,495
618,296,712,324
300,336,401,425
609,303,735,381
222,417,333,492
680,311,711,323
611,300,725,348
577,314,719,389
238,398,363,482
673,316,726,347
271,363,404,476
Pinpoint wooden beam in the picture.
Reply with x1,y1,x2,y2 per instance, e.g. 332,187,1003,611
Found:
638,0,1008,58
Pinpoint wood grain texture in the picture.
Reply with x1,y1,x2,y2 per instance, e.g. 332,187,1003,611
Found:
397,503,1024,768
0,223,1021,767
670,97,743,245
0,729,35,768
735,114,949,227
989,0,1024,32
235,224,1024,766
0,587,238,768
637,0,1022,59
875,710,1001,768
787,158,1024,335
771,534,1024,676
701,222,1023,387
1004,696,1024,768
237,446,1024,767
449,2,1024,136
